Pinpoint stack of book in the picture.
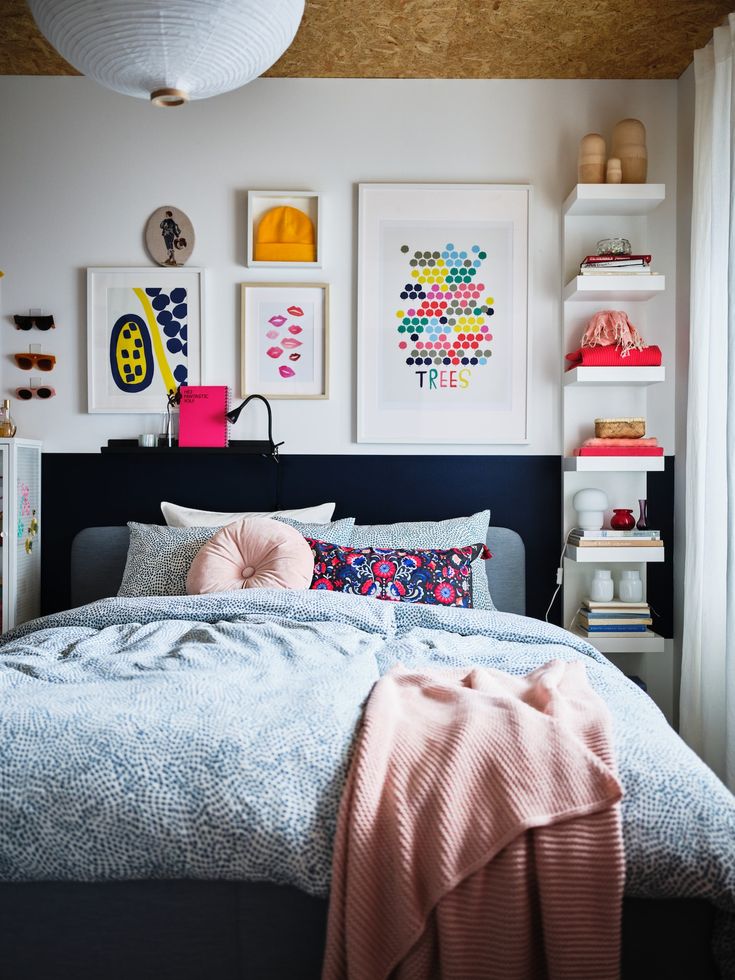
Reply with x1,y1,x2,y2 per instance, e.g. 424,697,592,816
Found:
579,254,652,275
568,528,662,549
578,598,653,637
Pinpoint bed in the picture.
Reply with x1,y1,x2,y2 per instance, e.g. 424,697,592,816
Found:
0,521,731,979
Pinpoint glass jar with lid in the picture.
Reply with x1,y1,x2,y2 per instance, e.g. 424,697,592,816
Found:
596,237,632,256
0,400,16,437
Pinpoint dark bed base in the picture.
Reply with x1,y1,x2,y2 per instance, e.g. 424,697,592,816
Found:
0,881,718,980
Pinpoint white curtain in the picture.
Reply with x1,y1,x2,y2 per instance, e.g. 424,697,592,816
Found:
681,14,735,792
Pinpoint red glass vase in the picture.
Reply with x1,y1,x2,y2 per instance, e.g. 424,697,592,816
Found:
610,508,636,530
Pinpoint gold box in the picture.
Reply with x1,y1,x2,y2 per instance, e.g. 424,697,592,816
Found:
594,417,646,439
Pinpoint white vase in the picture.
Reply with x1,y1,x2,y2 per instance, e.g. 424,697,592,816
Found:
618,570,643,603
590,569,614,602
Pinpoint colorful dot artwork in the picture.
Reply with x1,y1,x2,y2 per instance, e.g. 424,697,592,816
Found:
395,243,494,386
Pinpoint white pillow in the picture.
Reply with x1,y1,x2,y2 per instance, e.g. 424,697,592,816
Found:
161,500,336,528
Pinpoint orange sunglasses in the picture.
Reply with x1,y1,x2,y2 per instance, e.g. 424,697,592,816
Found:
14,353,56,371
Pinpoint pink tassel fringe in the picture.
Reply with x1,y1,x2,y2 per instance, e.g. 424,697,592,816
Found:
581,310,645,357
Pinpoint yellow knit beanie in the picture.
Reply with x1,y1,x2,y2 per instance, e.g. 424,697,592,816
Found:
254,205,316,262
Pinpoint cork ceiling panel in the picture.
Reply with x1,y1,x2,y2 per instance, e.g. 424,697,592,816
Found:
1,0,730,80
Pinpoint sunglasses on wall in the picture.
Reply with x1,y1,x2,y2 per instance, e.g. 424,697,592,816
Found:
13,314,55,331
14,353,56,371
15,386,56,400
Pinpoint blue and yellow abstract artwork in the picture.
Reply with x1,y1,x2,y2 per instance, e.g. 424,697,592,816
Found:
88,269,201,413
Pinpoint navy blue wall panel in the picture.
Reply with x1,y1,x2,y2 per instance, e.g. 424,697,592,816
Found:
645,456,674,640
42,453,563,622
40,452,673,630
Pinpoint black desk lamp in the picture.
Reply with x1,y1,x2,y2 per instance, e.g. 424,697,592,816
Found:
226,394,284,461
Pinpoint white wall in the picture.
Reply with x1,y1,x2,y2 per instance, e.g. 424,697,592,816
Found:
0,76,678,453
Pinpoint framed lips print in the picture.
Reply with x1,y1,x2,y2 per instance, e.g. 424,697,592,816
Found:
357,183,530,443
240,283,329,399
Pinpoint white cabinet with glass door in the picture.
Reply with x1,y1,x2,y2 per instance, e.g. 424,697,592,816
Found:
0,439,42,633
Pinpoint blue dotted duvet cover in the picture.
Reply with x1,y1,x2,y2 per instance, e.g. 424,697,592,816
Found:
1,591,734,971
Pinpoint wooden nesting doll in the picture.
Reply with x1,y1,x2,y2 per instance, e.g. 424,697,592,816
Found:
578,134,606,184
612,118,647,183
606,157,622,183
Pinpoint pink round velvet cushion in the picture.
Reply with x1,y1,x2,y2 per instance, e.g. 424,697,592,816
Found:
186,517,314,595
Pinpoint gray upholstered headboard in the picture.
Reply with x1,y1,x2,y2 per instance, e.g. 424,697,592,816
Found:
70,525,526,615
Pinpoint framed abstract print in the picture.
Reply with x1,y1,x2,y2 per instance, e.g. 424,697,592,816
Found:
240,283,329,399
87,267,203,413
357,183,530,444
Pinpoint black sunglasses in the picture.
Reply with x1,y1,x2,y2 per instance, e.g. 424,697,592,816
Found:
13,314,55,331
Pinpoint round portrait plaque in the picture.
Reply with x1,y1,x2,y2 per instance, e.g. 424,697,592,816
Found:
145,205,195,267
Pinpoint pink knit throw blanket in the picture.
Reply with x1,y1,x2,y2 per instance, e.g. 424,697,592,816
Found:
323,661,624,980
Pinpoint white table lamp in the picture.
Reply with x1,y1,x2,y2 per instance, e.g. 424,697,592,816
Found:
573,488,609,531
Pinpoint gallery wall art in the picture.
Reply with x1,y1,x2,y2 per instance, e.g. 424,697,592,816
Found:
357,183,530,444
246,191,321,268
87,268,202,413
144,205,195,267
240,283,329,399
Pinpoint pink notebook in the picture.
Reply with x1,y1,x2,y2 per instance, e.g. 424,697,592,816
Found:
178,386,230,447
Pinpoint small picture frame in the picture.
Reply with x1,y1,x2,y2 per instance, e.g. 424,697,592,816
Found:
241,283,329,400
246,191,321,268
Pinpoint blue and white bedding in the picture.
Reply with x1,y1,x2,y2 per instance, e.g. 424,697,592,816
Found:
1,591,734,968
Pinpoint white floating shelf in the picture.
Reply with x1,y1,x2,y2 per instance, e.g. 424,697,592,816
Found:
564,274,665,302
562,184,666,217
564,366,666,386
566,545,665,563
563,456,665,472
571,627,665,654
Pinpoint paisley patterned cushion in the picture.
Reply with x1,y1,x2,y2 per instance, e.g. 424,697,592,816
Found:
347,511,494,609
306,540,491,607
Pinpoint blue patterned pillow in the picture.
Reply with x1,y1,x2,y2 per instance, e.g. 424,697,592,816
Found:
306,540,490,607
346,511,494,610
273,515,355,544
118,518,356,597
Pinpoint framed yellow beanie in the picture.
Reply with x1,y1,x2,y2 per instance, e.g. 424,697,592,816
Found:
254,205,316,262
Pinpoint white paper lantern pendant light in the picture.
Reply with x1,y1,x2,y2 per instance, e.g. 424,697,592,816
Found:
28,0,305,107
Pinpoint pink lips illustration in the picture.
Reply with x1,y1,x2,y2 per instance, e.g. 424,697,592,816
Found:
266,346,283,359
288,325,303,335
268,315,287,327
265,329,279,339
287,306,304,317
281,338,302,349
278,365,295,378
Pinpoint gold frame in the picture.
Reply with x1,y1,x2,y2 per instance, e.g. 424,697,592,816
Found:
240,282,329,400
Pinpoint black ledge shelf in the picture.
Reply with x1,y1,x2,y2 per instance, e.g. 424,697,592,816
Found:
101,439,276,455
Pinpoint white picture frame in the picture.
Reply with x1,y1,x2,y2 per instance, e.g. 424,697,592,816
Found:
241,282,329,400
357,183,530,444
246,190,321,268
87,267,203,413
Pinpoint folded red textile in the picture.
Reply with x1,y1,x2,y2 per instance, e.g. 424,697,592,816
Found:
582,437,659,447
574,446,664,456
565,345,662,368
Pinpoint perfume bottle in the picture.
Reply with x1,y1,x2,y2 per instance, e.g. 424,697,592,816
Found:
0,400,17,437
